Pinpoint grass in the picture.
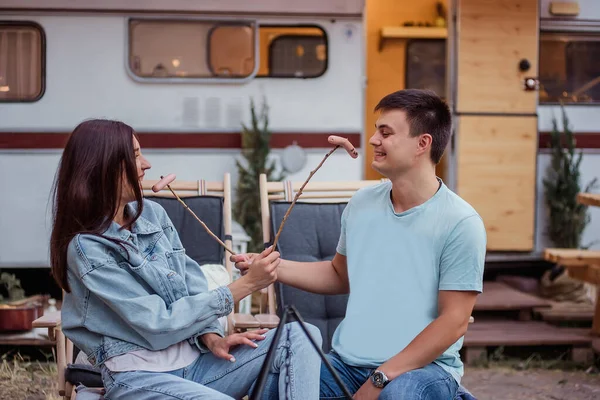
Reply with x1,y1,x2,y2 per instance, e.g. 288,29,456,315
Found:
467,345,599,373
0,348,597,400
0,350,59,400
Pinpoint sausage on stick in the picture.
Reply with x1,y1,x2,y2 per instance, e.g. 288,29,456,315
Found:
269,135,359,253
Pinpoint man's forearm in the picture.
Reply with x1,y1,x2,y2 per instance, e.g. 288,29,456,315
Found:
378,313,469,380
277,259,349,295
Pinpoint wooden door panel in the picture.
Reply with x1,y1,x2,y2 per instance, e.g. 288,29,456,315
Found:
457,0,539,113
456,116,537,251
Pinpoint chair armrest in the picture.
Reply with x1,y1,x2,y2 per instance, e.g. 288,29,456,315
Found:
32,310,70,396
32,311,61,328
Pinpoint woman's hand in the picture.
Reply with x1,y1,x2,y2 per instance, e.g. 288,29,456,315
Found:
227,246,280,303
234,246,280,291
207,329,269,362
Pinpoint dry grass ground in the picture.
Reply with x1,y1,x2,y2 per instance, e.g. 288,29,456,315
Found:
0,353,58,400
0,351,598,400
463,366,600,400
462,347,600,400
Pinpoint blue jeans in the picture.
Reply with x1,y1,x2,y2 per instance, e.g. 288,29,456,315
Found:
99,322,322,399
320,351,458,400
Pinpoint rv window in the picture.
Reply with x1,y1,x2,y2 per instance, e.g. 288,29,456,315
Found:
0,22,44,102
539,32,600,104
405,40,446,99
257,26,327,78
128,19,256,80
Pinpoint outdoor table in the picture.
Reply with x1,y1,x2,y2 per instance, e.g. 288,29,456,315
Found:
575,193,600,336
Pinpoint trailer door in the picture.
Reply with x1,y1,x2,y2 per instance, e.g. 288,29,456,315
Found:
454,0,539,251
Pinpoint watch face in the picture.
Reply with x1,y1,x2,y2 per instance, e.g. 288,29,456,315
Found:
372,372,385,388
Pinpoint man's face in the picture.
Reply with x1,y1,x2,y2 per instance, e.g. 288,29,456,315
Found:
369,109,424,178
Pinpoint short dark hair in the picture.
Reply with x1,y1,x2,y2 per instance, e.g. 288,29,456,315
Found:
375,89,452,164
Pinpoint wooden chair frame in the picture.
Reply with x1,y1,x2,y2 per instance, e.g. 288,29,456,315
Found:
32,173,258,399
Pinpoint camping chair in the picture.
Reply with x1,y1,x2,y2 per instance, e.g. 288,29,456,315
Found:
259,173,384,351
32,173,259,399
258,173,475,354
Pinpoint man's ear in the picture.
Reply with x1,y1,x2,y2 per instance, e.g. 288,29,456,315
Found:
417,133,433,155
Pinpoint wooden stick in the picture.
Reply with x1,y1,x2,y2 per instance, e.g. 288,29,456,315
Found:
269,145,340,253
163,180,237,256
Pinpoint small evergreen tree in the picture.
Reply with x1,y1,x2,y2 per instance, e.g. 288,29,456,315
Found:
543,105,598,248
234,98,283,253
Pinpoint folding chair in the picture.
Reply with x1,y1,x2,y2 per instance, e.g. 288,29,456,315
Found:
143,174,261,333
259,173,384,351
33,173,259,399
258,173,474,353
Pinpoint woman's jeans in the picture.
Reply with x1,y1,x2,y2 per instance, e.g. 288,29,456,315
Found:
100,322,322,399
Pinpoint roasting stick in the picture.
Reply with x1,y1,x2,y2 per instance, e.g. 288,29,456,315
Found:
151,135,357,258
152,174,237,256
268,135,358,254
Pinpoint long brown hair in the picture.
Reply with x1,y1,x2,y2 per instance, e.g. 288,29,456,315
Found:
50,119,144,292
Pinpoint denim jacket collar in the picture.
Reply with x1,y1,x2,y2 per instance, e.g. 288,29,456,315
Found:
103,202,163,242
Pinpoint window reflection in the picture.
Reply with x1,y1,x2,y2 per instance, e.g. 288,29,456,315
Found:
539,32,600,104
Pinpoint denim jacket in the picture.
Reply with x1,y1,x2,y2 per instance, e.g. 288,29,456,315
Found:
61,199,234,367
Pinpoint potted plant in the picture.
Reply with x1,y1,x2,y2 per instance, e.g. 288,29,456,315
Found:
0,271,46,332
0,272,25,303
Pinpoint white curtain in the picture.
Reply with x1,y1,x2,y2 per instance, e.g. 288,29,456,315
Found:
0,26,42,101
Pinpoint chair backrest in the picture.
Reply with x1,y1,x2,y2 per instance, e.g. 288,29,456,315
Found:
143,174,236,334
141,174,234,279
259,173,384,351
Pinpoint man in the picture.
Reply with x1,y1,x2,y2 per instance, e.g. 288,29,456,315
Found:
233,89,486,399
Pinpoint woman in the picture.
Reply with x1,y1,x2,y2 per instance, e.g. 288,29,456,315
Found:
50,119,322,399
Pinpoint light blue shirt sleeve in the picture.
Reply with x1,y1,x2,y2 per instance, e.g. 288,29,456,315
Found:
439,215,486,292
336,202,350,256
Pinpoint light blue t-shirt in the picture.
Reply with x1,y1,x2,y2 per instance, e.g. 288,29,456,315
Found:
332,179,486,384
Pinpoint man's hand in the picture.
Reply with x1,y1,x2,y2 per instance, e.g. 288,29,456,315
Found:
230,252,258,276
353,380,381,400
204,329,269,362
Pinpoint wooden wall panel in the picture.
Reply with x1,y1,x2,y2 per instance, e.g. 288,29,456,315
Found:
454,0,539,251
456,0,539,113
456,116,537,251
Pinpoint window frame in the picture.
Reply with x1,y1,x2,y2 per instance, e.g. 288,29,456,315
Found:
538,30,600,106
125,16,260,84
0,20,46,103
257,23,329,79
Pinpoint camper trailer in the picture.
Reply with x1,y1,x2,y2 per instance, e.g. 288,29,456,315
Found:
0,0,599,270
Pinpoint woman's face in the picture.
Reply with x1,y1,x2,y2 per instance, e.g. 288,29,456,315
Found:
133,136,151,182
121,136,151,204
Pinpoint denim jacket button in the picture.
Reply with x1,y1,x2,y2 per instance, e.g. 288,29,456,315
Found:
151,255,158,261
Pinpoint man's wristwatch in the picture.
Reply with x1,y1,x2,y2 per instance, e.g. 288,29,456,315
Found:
370,370,390,388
